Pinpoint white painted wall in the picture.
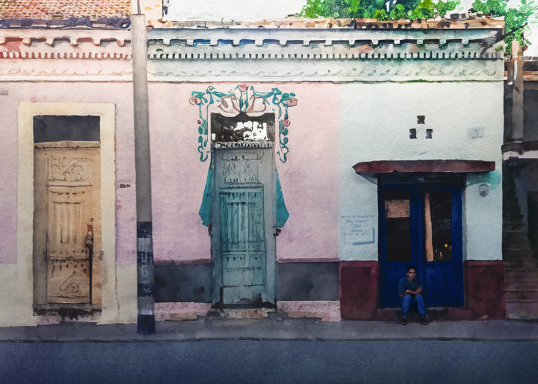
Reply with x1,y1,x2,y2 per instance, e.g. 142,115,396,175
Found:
164,0,306,21
339,81,503,261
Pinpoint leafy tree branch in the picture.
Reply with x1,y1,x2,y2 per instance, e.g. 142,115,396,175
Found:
299,0,538,50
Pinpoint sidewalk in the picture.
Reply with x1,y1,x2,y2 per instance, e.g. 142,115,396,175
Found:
1,317,538,343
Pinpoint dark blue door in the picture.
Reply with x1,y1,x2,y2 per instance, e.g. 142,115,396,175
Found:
379,183,463,308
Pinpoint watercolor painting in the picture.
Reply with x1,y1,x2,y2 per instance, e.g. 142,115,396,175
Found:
1,0,538,382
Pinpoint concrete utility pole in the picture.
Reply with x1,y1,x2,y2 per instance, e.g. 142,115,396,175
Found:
132,3,155,334
511,40,525,142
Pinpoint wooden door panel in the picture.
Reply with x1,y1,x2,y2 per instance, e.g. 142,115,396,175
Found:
47,190,91,303
34,143,101,305
220,190,266,304
211,145,276,305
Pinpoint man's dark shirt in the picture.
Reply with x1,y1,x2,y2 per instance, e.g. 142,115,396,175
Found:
399,277,422,296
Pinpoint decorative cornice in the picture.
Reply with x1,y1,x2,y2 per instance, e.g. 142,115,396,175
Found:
147,41,503,61
0,29,131,45
148,58,504,82
1,51,131,59
147,27,503,48
0,30,132,60
0,58,131,80
147,27,504,82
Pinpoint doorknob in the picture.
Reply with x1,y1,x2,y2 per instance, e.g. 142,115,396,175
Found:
85,224,93,249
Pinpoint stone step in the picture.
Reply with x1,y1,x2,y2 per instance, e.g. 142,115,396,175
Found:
503,198,521,205
503,241,532,250
505,289,538,301
503,211,523,217
503,232,530,243
505,279,538,290
503,212,524,218
376,307,474,321
503,223,527,231
503,205,522,214
506,300,538,319
504,258,538,269
505,268,538,280
503,249,535,259
503,216,525,225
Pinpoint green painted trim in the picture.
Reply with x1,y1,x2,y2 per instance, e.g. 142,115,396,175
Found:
190,84,296,163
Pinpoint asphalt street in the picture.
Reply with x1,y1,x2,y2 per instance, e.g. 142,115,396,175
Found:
1,340,538,384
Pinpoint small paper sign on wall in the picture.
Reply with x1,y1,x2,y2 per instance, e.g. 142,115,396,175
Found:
341,215,375,245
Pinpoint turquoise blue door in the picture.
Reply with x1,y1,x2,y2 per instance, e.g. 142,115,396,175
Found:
379,183,463,308
220,189,266,304
210,145,276,306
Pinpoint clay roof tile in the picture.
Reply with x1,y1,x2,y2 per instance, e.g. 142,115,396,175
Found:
0,0,131,19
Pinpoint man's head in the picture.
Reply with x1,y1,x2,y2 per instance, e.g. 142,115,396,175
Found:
407,266,417,282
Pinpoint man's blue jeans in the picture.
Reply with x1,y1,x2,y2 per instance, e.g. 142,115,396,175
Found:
401,294,427,318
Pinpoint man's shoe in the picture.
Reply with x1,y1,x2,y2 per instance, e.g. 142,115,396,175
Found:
420,318,429,325
401,317,407,325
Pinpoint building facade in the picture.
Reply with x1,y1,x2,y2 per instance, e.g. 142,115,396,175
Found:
0,1,510,326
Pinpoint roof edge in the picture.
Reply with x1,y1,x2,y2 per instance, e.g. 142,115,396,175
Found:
151,16,505,30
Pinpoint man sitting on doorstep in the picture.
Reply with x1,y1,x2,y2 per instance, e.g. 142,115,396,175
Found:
399,266,428,325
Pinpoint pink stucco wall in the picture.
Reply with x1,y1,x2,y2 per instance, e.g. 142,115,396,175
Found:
275,83,340,262
0,82,136,264
1,81,340,265
0,83,19,263
148,82,340,263
148,83,212,263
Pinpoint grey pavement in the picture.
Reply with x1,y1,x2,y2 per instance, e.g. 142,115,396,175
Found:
2,340,538,384
2,317,538,342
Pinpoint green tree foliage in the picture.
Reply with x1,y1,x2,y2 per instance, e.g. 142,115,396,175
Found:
300,0,537,50
471,0,538,50
299,0,459,20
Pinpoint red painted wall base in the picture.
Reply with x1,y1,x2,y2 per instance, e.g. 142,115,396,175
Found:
339,260,505,320
464,260,506,320
339,261,378,320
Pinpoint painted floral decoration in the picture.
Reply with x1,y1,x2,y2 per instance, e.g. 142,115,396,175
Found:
190,85,297,162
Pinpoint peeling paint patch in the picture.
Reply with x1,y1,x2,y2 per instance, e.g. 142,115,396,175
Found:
154,302,211,321
278,301,341,322
485,170,503,190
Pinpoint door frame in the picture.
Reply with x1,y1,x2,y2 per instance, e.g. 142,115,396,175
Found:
17,103,116,324
378,180,464,308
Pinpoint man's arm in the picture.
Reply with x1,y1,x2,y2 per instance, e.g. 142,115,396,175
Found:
399,279,406,297
406,286,422,295
401,286,422,297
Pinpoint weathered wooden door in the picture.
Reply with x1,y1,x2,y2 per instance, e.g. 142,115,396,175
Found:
34,142,102,304
211,143,276,305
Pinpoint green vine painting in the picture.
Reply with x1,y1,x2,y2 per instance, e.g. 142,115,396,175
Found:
190,85,298,162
